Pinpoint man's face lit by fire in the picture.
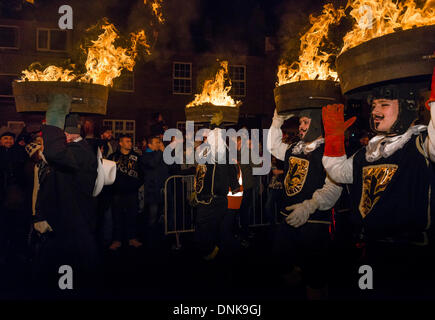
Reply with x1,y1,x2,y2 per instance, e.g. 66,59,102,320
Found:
371,99,399,133
0,135,14,148
119,137,132,151
298,116,311,139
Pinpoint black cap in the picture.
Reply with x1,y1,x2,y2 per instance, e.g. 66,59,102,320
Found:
0,131,16,139
64,114,81,134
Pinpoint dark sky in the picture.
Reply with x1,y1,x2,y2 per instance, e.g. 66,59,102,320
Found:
0,0,346,55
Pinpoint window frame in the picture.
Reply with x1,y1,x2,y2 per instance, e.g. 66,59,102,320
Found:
228,64,246,97
172,61,192,95
36,27,68,52
0,73,19,97
0,25,19,49
103,119,136,145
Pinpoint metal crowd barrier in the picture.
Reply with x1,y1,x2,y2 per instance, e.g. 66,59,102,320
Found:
163,174,280,235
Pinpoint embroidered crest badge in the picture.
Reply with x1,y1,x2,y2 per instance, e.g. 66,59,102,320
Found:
359,164,398,218
284,156,310,197
194,164,207,194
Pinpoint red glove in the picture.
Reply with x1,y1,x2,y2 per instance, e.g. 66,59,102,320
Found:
426,66,435,111
322,104,356,157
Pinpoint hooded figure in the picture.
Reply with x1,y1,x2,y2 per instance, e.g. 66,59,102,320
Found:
31,94,99,292
321,69,435,297
267,107,342,299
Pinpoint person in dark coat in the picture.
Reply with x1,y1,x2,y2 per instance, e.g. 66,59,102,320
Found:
141,135,170,248
31,94,99,292
0,131,29,262
107,134,143,250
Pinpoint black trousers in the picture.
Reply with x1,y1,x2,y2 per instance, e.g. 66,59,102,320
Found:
111,192,138,242
272,219,331,289
349,241,435,299
195,197,228,257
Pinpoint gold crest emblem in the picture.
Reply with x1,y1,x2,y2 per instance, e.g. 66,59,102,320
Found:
359,164,398,218
284,156,310,197
194,164,207,194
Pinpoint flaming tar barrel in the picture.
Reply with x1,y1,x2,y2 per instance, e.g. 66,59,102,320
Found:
12,81,109,115
274,80,342,114
185,102,241,123
336,25,435,95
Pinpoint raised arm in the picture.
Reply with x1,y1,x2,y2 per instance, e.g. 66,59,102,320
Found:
266,109,293,161
321,104,356,184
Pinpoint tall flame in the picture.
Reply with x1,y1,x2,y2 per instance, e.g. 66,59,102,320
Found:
277,3,345,86
186,61,240,108
20,21,151,86
341,0,435,53
80,23,150,86
144,0,165,23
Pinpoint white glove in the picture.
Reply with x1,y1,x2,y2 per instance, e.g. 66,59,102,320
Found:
285,199,318,228
34,220,53,234
272,109,294,128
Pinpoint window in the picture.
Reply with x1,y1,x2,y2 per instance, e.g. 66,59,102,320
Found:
229,65,246,97
0,74,19,97
113,71,134,92
103,119,136,145
0,26,19,49
173,62,192,94
37,28,67,52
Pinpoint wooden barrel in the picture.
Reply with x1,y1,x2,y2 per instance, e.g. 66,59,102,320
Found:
336,25,435,95
185,103,241,123
12,81,109,115
274,80,342,114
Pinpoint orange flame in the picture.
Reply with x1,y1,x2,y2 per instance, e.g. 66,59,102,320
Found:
80,23,150,86
341,0,435,53
277,3,345,86
20,66,76,82
20,21,151,86
144,0,165,23
186,61,240,108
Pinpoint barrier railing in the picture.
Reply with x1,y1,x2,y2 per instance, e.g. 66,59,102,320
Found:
163,174,281,235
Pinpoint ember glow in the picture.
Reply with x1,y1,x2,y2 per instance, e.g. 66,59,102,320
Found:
19,21,151,86
341,0,435,53
186,61,240,108
276,3,345,86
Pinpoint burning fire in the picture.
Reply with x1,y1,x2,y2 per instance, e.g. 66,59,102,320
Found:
341,0,435,53
21,66,76,82
186,61,240,108
20,20,150,86
144,0,165,23
276,3,345,86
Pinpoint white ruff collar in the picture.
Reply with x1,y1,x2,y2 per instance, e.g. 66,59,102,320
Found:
365,125,427,162
292,138,324,155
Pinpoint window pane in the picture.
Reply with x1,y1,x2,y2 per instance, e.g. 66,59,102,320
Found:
126,121,134,131
50,30,67,51
38,30,48,49
115,121,123,130
0,27,17,48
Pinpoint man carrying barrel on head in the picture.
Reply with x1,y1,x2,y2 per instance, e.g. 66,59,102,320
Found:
267,106,342,299
321,69,435,297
